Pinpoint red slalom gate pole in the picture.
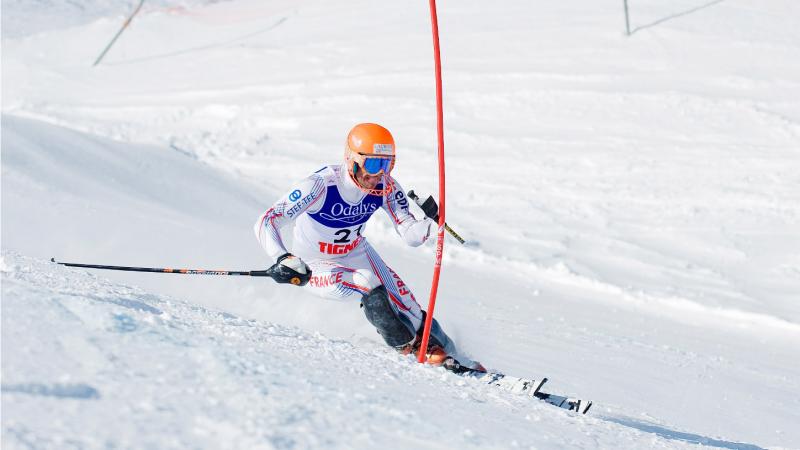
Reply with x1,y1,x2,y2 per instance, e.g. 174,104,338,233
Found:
418,0,446,364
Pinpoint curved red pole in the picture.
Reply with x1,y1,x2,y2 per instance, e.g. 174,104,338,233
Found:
418,0,446,363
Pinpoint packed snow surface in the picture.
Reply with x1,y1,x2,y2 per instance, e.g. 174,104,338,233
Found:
2,0,799,449
2,252,724,449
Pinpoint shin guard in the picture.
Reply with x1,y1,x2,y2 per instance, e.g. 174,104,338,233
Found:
361,286,416,348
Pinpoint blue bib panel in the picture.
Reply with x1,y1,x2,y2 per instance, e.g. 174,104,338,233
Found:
308,185,383,228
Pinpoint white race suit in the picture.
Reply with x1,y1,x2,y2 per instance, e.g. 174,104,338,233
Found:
254,164,454,351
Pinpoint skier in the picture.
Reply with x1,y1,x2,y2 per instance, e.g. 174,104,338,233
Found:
254,123,481,370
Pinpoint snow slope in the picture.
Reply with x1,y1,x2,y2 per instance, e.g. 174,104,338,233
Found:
1,113,269,304
0,252,766,450
3,0,800,448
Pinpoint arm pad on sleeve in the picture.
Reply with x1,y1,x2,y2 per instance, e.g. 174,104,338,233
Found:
382,177,434,247
254,174,326,260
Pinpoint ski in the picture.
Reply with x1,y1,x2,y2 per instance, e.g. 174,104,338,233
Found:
444,359,592,414
534,391,593,414
476,372,549,397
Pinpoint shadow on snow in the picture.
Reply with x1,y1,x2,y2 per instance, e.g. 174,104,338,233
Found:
602,415,766,450
2,383,101,400
631,0,727,35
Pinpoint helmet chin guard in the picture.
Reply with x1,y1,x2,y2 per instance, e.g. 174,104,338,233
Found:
344,123,396,196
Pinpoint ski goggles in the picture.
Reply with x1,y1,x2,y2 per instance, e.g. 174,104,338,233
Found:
359,155,394,175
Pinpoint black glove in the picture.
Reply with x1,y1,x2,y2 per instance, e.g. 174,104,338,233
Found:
407,190,440,222
419,195,439,221
266,253,311,286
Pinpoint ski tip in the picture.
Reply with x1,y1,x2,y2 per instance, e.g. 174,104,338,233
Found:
577,399,593,415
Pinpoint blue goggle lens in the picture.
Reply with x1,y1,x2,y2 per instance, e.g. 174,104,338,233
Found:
361,157,393,174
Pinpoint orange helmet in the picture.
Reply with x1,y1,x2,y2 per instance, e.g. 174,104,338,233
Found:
344,123,395,196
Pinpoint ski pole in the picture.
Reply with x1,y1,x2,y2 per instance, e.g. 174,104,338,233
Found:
50,258,308,285
92,0,145,66
407,191,466,244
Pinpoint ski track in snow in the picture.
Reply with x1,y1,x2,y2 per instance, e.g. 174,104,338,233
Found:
3,0,800,448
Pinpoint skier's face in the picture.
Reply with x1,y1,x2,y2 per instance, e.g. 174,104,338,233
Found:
354,166,383,190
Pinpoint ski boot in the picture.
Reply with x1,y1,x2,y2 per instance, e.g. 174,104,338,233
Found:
398,339,450,366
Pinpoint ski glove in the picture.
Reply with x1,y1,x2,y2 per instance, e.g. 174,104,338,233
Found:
408,190,440,221
267,253,311,286
418,195,439,222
